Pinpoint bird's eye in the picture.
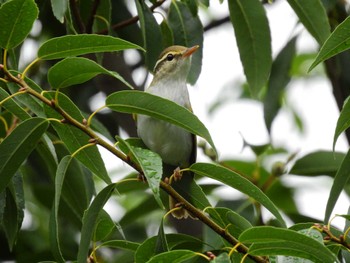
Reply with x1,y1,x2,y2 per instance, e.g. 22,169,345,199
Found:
166,53,174,61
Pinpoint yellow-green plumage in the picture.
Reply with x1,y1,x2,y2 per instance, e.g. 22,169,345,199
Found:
137,45,199,219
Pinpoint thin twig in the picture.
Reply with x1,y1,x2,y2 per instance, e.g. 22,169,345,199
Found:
70,0,86,33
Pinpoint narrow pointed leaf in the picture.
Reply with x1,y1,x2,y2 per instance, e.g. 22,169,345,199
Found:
309,16,350,71
147,250,197,263
48,57,133,89
106,90,216,155
264,36,297,133
43,92,111,184
228,0,271,96
135,0,162,71
333,96,350,150
287,0,330,45
239,226,338,263
95,240,140,252
190,163,286,227
50,155,72,263
325,148,350,223
50,0,68,23
155,217,169,253
77,183,117,263
116,136,163,208
168,1,203,84
0,0,39,49
38,34,144,60
0,117,49,193
0,88,31,120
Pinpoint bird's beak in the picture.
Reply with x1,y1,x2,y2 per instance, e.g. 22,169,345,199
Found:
182,45,199,58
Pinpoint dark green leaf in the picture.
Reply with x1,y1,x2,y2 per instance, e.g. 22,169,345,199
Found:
160,20,174,48
190,163,286,227
77,183,117,263
325,148,350,223
0,173,24,250
286,0,330,45
290,151,345,176
94,210,116,241
50,0,67,23
0,88,31,120
95,239,140,251
228,0,272,96
239,226,337,263
146,250,198,263
168,1,203,84
92,0,111,33
264,36,297,133
43,91,111,184
0,117,49,193
106,90,216,155
155,217,169,253
48,57,133,89
309,16,350,71
333,96,350,150
116,136,163,208
135,0,162,71
38,34,144,60
0,0,38,49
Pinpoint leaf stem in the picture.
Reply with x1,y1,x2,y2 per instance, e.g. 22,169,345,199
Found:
21,58,40,79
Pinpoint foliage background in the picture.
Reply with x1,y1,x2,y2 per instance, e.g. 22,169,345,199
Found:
1,0,350,262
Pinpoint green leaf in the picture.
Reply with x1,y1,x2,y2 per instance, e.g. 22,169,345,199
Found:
135,0,162,71
325,148,350,223
50,155,72,263
116,136,163,208
0,173,24,251
50,0,68,23
95,239,140,252
0,88,31,120
290,151,345,177
0,117,49,193
333,96,350,150
160,20,174,48
106,90,217,155
92,0,111,33
228,0,272,96
168,1,203,84
264,36,297,133
38,34,144,60
190,163,286,227
77,183,117,263
239,226,337,263
155,217,169,254
48,57,133,89
146,250,198,263
43,91,111,184
0,0,38,49
94,210,116,241
309,16,350,71
286,0,330,45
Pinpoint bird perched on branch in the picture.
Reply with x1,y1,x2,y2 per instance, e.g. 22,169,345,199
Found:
137,45,199,219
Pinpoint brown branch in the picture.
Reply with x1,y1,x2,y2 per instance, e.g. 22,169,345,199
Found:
69,0,86,33
3,69,268,263
98,0,167,35
86,0,101,34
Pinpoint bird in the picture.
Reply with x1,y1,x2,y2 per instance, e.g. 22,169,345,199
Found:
137,45,199,219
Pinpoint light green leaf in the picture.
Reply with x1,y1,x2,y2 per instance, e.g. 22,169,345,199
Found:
0,117,49,193
50,155,72,263
333,96,350,150
77,183,117,263
50,0,67,23
116,136,163,209
48,57,133,89
43,91,111,184
309,16,350,71
106,90,217,155
290,151,345,177
287,0,330,45
168,1,203,84
228,0,271,96
325,148,350,223
135,0,162,71
190,163,286,227
0,0,38,49
264,36,297,133
146,250,198,263
38,34,144,60
239,226,337,263
0,88,31,120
